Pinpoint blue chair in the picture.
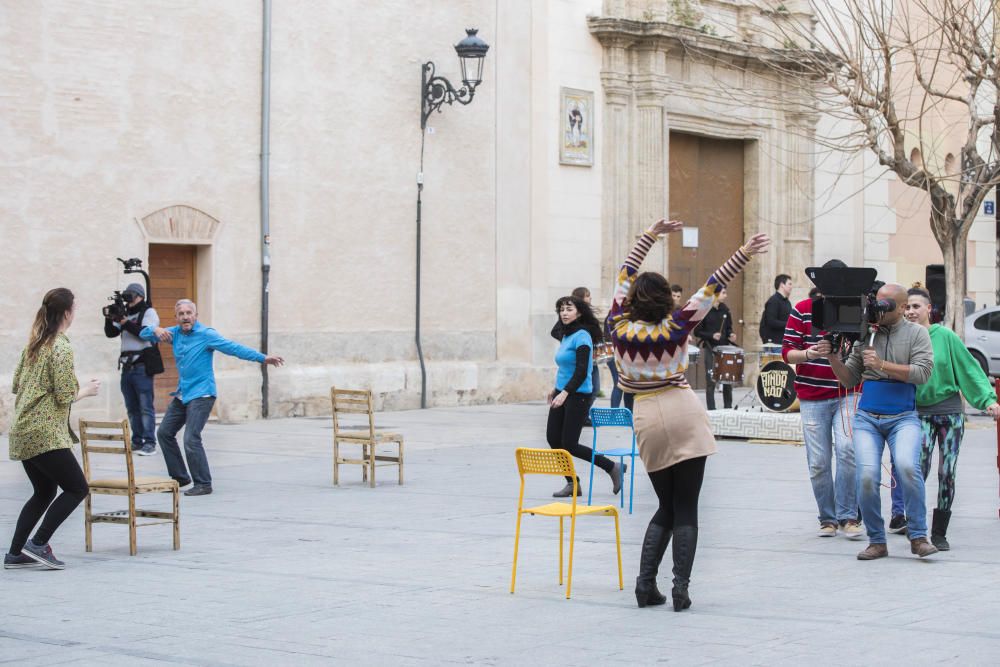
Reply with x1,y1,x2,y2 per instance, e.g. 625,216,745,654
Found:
587,407,637,514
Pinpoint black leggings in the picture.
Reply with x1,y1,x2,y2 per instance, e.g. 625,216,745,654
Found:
9,448,89,554
546,391,614,480
648,456,707,529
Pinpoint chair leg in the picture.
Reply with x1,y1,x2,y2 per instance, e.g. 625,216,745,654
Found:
619,456,625,510
333,438,340,486
127,493,137,557
510,512,524,594
587,452,596,506
613,511,624,590
566,514,577,599
172,487,180,550
558,516,564,585
369,443,376,488
397,441,404,485
628,453,636,515
84,495,93,553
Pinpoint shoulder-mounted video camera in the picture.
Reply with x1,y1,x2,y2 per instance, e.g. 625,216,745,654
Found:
102,257,152,319
805,266,895,350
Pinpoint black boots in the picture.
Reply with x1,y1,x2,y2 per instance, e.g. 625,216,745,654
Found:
635,522,670,608
553,477,581,498
671,525,698,611
931,508,951,551
609,462,627,495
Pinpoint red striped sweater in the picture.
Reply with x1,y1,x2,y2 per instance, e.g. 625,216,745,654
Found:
781,298,857,400
609,232,751,393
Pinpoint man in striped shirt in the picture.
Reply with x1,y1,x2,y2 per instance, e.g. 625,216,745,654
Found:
782,274,863,539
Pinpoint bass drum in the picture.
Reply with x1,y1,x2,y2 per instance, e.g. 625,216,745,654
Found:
756,361,799,412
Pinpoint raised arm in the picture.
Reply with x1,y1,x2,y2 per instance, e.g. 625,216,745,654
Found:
671,233,770,337
206,329,267,363
609,227,670,323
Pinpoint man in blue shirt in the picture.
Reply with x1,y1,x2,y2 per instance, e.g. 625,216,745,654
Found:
142,299,284,496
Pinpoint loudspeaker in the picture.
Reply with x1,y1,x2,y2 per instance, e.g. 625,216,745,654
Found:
926,264,946,309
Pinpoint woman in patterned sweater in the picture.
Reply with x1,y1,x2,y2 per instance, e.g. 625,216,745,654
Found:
5,288,101,570
610,219,769,610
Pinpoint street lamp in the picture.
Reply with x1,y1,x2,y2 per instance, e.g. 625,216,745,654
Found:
421,29,490,129
415,28,490,409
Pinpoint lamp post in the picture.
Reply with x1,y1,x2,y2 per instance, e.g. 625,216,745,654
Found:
415,28,489,409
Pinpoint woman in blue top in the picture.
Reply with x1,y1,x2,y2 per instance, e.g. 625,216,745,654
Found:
547,296,623,498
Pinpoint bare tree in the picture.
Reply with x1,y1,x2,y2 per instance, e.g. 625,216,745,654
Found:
750,0,1000,333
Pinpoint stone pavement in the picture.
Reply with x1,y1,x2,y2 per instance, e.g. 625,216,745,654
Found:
2,397,1000,666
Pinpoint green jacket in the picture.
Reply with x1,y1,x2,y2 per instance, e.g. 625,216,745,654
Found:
915,324,997,410
9,334,79,461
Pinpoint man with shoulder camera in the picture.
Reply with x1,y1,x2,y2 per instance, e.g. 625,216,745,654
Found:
821,283,937,560
104,283,161,456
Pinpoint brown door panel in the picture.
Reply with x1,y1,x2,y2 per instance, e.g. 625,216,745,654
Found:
148,244,197,413
669,133,745,388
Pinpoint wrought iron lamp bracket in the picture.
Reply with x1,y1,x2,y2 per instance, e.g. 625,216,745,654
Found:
421,61,476,129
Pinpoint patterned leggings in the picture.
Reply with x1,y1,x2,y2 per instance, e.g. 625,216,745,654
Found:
919,413,965,511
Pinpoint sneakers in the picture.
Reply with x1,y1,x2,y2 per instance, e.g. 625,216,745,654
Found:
888,514,908,534
817,523,838,537
857,543,888,560
841,521,865,540
184,485,213,497
4,552,40,569
21,541,65,570
910,538,938,558
173,477,192,488
135,444,156,457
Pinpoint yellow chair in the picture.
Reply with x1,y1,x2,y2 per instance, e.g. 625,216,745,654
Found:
331,387,404,487
510,448,623,599
80,420,180,556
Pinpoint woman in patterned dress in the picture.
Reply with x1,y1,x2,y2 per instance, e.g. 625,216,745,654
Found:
609,220,769,610
5,288,101,570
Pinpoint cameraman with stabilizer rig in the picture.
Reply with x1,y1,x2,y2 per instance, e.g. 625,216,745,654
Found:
104,263,163,456
820,283,937,560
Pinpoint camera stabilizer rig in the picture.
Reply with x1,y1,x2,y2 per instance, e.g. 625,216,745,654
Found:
805,266,896,356
102,257,153,319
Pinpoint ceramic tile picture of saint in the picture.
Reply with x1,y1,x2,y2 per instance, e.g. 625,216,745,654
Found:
560,88,594,166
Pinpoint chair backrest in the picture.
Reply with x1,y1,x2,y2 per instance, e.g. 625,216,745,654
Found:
79,419,135,488
515,447,576,478
514,448,578,508
589,407,633,429
330,387,375,438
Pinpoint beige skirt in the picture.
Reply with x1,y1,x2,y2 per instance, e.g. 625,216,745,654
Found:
634,387,717,473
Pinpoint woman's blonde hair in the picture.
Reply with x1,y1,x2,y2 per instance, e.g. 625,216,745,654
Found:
26,288,74,362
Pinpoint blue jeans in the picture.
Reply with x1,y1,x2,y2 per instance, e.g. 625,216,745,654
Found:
889,460,905,518
853,410,927,542
157,397,216,486
120,365,156,446
799,396,857,525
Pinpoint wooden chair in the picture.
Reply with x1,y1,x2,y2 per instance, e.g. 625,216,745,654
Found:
510,448,623,599
331,387,404,487
80,419,180,556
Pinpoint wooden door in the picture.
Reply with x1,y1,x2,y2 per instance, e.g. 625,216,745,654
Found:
148,244,197,413
669,133,745,389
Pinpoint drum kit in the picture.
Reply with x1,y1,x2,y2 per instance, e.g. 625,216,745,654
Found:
710,343,799,412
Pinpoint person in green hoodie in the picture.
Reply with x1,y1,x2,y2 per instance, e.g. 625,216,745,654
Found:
903,288,1000,550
